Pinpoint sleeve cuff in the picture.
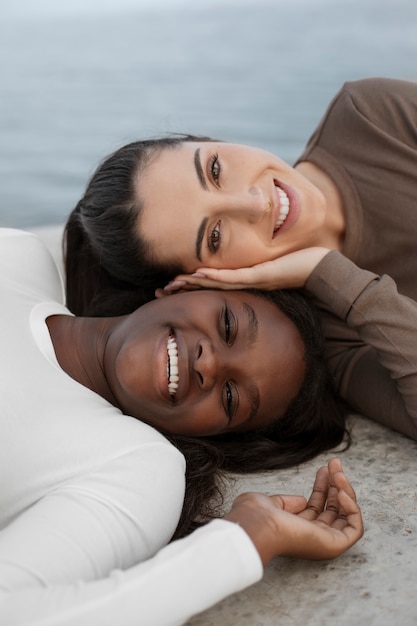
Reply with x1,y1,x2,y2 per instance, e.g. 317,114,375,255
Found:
305,250,379,320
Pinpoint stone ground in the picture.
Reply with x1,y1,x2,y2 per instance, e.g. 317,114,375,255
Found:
187,414,417,626
33,225,417,626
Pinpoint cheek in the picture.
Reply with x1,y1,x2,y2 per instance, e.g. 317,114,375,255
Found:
278,356,305,409
170,399,226,436
221,233,274,269
261,345,306,416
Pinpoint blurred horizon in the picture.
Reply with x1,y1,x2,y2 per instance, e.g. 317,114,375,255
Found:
1,0,416,228
2,0,271,18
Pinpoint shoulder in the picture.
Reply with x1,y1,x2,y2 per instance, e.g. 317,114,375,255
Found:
0,228,64,302
329,77,417,127
341,76,417,99
73,414,187,499
63,421,187,565
299,77,417,161
94,429,186,559
0,227,47,254
93,417,186,508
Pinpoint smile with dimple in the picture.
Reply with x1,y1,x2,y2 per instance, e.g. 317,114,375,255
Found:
273,182,290,234
167,332,179,400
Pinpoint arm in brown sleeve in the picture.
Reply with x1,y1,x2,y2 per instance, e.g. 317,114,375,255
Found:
306,251,417,440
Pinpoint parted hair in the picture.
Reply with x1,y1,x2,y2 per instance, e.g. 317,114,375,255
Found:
64,135,215,316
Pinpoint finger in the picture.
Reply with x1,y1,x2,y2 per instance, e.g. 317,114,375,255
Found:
194,266,273,288
272,494,307,514
325,458,356,514
317,480,362,532
334,489,364,541
195,267,256,284
332,470,357,503
299,466,329,521
155,287,175,298
327,457,343,478
323,465,342,515
164,282,205,294
162,280,187,292
166,275,245,291
328,458,350,493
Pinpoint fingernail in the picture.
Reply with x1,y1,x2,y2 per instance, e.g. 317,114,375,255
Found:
192,272,206,278
164,280,186,291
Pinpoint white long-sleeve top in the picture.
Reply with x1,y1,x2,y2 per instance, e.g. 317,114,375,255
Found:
0,229,262,626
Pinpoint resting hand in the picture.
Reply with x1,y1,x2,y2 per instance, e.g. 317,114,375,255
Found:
223,458,363,567
158,247,330,296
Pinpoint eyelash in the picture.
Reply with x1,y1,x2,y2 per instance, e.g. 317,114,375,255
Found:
207,152,222,254
224,382,235,421
209,152,221,185
224,306,232,343
223,306,236,421
208,220,222,254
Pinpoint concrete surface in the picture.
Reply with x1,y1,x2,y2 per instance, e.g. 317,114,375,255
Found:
31,226,417,626
187,415,417,626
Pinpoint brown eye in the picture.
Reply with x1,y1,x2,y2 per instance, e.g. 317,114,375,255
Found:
223,381,236,422
222,305,236,345
224,307,231,342
208,220,221,253
210,153,221,184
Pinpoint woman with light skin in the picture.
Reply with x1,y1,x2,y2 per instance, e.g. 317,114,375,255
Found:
0,229,362,625
64,77,417,441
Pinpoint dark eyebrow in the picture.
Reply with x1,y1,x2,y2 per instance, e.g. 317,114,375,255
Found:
194,148,209,191
247,381,260,423
194,147,210,262
243,302,260,422
195,217,208,262
243,302,259,345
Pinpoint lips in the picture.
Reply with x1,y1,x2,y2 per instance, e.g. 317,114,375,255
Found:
167,331,179,400
272,181,290,235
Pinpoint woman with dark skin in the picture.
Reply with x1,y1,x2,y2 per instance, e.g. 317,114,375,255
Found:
0,229,362,625
64,77,417,441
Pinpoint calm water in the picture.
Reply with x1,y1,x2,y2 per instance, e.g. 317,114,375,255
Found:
1,0,416,228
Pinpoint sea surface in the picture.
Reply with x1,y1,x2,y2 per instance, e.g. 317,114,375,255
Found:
1,0,416,228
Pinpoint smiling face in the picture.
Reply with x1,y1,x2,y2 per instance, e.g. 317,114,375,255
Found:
137,141,329,272
104,289,306,436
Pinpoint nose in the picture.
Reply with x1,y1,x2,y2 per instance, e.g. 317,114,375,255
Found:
193,338,218,390
222,186,270,224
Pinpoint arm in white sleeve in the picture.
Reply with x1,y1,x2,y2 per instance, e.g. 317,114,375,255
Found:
0,520,262,626
0,434,262,625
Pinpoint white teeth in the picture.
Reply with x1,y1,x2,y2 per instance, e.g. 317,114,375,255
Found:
167,334,179,399
274,187,290,232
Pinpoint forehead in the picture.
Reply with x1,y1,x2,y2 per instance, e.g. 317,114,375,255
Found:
185,289,304,365
141,141,206,184
141,287,288,335
135,142,207,266
229,291,305,431
184,288,281,319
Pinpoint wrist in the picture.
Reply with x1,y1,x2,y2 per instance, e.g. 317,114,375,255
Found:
224,507,283,566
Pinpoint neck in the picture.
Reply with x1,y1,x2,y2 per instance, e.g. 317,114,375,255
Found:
295,161,346,250
46,314,120,407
